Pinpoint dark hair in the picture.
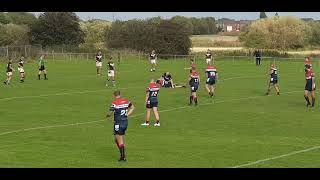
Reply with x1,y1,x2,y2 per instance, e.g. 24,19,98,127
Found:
114,90,120,96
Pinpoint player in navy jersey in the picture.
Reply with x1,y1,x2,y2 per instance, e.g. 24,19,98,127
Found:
142,79,161,127
254,50,261,66
157,72,186,88
4,59,14,85
149,50,157,72
189,70,200,105
106,57,116,87
205,65,218,97
96,51,103,75
304,68,316,107
18,56,25,83
106,90,135,161
205,49,213,65
266,64,280,95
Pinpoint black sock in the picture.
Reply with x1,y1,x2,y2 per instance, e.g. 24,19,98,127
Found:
189,96,193,104
119,145,125,159
305,96,310,104
38,74,40,80
194,97,198,105
312,98,315,106
44,74,47,79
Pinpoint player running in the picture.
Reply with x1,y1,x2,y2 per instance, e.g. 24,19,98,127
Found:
149,50,157,72
106,90,135,162
266,64,280,96
205,65,218,97
304,67,316,107
106,57,115,87
38,55,48,80
205,49,213,65
18,56,25,83
189,70,200,106
141,79,161,127
96,51,103,75
4,59,14,85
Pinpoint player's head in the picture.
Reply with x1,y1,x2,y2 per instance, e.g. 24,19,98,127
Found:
207,49,211,53
113,90,121,98
152,50,155,54
150,78,155,83
271,64,276,68
20,56,24,60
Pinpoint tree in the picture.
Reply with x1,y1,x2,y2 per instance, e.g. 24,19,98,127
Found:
260,12,267,19
0,24,30,46
5,12,37,27
275,12,279,17
0,12,9,24
170,16,193,35
31,12,85,47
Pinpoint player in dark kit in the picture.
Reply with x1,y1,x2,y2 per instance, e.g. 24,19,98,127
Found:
304,57,312,73
157,72,186,88
106,57,115,87
254,50,261,66
18,56,25,83
205,65,218,97
106,90,135,162
205,49,213,65
4,59,14,85
142,79,161,127
266,64,280,95
304,68,316,107
96,51,103,75
38,55,48,80
189,70,200,105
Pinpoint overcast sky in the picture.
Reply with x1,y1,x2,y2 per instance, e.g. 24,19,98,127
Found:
32,12,320,21
70,12,320,21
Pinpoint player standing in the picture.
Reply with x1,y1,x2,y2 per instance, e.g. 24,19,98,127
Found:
254,50,261,66
106,57,115,87
18,56,25,83
149,50,157,72
38,55,48,80
304,67,316,107
106,90,135,162
189,70,200,105
266,64,280,95
4,59,14,85
141,79,161,127
96,51,103,75
205,65,218,97
205,49,213,65
304,57,312,72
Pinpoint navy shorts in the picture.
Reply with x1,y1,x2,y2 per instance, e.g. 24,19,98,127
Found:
146,100,158,109
114,123,127,135
270,77,278,84
39,65,45,71
190,85,198,92
163,82,172,88
206,78,215,85
305,82,315,91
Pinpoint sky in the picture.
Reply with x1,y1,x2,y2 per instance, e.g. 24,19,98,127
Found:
69,12,320,21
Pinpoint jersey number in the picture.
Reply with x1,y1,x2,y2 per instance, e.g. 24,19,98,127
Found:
194,79,199,83
210,72,215,76
151,91,158,96
120,109,128,116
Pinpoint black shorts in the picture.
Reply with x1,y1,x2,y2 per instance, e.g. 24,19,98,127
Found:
190,85,198,92
163,82,172,88
305,82,315,91
39,66,45,71
206,78,215,85
113,123,127,135
146,101,158,109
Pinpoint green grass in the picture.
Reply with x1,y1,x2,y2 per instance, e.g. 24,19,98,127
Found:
0,57,320,168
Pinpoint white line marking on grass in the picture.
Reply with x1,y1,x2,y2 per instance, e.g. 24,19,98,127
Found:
230,146,320,168
0,90,301,137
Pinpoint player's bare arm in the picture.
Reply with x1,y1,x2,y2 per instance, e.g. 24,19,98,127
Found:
127,104,135,116
106,111,113,118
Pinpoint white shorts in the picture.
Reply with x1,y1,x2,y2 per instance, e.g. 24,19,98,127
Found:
108,70,115,77
18,67,24,73
150,59,157,64
6,72,12,76
206,59,212,64
96,62,102,67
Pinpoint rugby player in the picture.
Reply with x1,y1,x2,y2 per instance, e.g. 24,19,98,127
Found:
149,50,157,72
96,51,103,75
156,72,186,88
106,90,135,162
304,67,316,107
106,57,115,87
304,57,312,73
141,79,161,127
254,50,261,66
189,70,200,105
38,55,48,80
4,59,14,85
205,65,218,97
205,49,213,65
266,64,280,96
18,56,25,83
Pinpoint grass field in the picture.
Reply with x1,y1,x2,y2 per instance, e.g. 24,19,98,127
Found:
1,57,320,168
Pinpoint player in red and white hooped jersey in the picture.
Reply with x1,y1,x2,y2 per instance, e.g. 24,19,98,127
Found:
106,90,135,162
142,79,161,127
189,70,200,105
304,67,316,107
205,64,218,97
304,57,312,73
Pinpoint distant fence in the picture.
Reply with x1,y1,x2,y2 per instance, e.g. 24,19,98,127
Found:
0,44,42,60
